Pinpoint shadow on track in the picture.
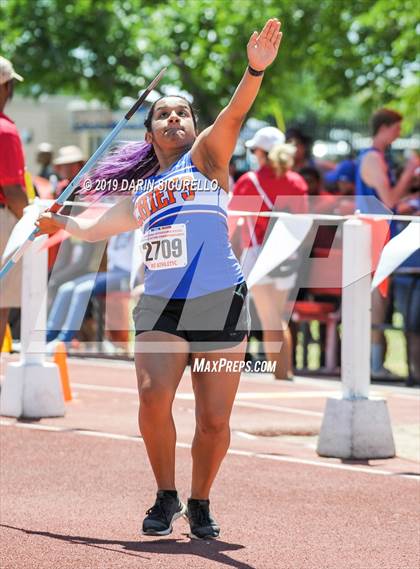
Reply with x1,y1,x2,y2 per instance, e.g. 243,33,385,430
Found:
1,524,256,569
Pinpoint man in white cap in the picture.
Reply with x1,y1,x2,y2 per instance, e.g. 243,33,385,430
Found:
53,145,85,178
0,56,28,350
52,145,86,198
36,142,54,179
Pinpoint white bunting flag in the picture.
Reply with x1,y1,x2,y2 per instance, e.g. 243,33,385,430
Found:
371,222,420,290
247,217,313,288
2,203,40,262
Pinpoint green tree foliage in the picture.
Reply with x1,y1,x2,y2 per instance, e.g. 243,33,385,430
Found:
1,0,418,127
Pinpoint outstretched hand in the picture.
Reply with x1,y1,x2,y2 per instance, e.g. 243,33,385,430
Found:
247,18,282,72
35,212,63,235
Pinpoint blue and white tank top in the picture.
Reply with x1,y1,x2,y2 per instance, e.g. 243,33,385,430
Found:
132,150,244,299
356,147,398,236
355,147,396,214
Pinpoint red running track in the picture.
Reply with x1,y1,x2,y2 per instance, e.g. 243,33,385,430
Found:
1,356,419,569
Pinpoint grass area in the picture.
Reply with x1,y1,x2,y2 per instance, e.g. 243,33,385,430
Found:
294,313,408,377
384,312,408,377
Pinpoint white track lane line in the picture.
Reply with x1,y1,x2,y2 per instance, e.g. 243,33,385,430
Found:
1,419,418,481
233,430,258,440
71,382,338,401
72,382,340,401
62,359,420,399
71,382,323,417
233,401,323,417
66,359,419,396
73,383,137,394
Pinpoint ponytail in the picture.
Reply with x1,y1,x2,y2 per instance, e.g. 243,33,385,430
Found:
268,143,296,176
88,141,159,193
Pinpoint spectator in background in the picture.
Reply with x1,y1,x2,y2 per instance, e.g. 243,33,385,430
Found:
0,57,28,350
324,159,356,196
300,165,353,216
285,127,315,172
300,166,336,230
47,145,88,270
356,108,418,213
36,142,54,179
356,107,419,377
286,127,335,175
393,187,420,384
321,159,356,216
231,127,308,380
53,145,86,198
46,143,103,340
300,166,324,197
32,142,56,198
47,236,103,309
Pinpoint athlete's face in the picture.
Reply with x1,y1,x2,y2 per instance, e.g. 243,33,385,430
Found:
146,97,196,150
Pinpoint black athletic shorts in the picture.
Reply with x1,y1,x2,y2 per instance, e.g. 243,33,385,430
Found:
133,281,250,351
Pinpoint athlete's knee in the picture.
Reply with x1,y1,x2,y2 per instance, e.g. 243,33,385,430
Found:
196,413,230,436
139,384,173,411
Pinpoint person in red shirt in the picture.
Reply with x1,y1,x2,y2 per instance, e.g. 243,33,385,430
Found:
0,57,29,349
230,127,308,379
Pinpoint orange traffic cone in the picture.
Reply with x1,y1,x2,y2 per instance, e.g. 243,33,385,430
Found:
53,341,72,402
1,324,12,353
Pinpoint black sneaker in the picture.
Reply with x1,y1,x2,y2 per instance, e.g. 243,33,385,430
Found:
187,498,220,539
142,490,187,536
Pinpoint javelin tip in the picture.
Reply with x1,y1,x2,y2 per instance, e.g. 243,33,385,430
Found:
147,67,168,92
125,67,168,120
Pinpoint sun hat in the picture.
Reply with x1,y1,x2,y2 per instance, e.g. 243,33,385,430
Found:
245,126,285,152
0,56,23,85
53,145,85,165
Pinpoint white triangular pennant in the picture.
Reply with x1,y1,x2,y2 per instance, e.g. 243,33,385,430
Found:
371,222,420,290
247,216,313,288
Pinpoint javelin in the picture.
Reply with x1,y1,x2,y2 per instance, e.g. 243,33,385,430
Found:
0,67,167,281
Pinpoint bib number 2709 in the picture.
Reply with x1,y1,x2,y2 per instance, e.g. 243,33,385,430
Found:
141,224,187,270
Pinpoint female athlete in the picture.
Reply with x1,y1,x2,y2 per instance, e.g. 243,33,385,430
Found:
37,18,282,540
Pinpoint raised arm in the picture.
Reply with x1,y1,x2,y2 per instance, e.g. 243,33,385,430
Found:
192,18,282,178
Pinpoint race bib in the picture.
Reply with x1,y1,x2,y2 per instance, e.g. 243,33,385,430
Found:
141,224,187,270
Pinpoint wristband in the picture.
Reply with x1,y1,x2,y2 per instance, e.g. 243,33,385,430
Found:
247,65,265,77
